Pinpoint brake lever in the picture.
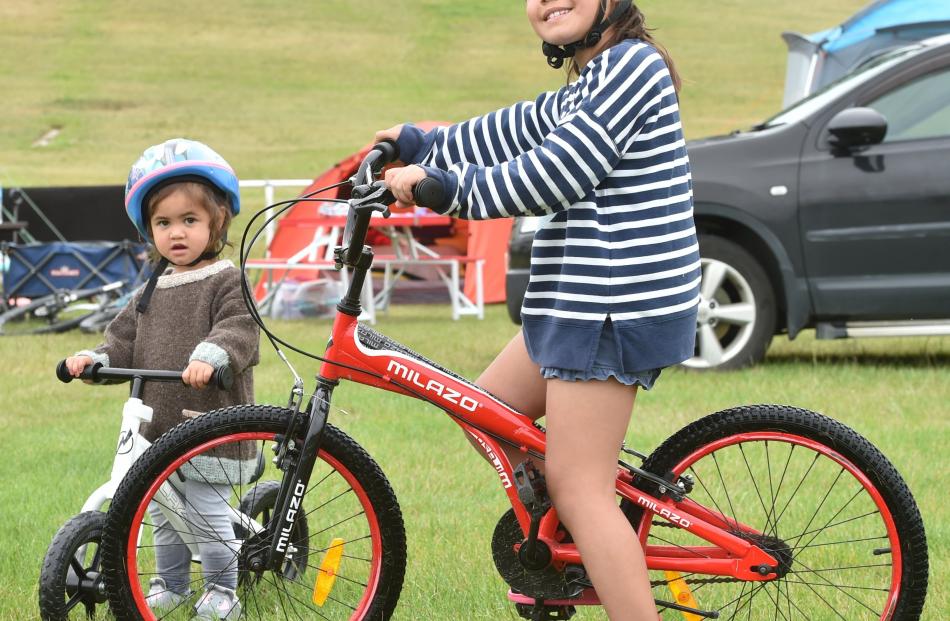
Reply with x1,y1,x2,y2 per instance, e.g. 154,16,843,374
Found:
350,181,392,218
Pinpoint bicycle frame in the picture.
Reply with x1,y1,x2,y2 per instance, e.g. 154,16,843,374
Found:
247,143,787,611
315,311,781,587
62,365,272,561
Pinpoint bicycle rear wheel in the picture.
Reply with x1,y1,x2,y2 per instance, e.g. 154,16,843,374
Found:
627,404,928,621
102,404,406,620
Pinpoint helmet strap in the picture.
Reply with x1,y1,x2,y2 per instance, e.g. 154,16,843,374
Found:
542,0,632,69
136,257,169,314
134,240,225,313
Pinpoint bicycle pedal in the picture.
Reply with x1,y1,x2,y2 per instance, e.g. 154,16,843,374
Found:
513,461,549,515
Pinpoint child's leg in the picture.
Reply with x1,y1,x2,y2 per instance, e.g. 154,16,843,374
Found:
544,377,656,621
476,329,547,418
183,479,239,591
475,329,548,465
148,502,193,594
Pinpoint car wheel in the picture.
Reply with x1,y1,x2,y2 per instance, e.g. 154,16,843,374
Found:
683,235,776,370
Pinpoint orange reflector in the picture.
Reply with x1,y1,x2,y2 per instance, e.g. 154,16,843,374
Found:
313,538,345,606
664,571,701,621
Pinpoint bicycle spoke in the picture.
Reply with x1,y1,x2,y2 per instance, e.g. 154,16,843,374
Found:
766,443,796,535
688,466,741,533
786,510,881,544
770,451,820,528
789,467,846,548
777,578,811,621
790,533,888,552
737,443,775,536
759,581,791,621
711,452,742,534
63,590,82,612
764,441,778,540
796,485,866,553
782,578,889,593
791,556,881,617
69,556,86,578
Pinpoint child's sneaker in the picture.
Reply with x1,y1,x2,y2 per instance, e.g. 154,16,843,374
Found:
145,577,188,610
193,584,241,620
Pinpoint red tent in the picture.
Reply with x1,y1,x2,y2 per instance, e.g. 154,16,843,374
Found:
260,122,512,305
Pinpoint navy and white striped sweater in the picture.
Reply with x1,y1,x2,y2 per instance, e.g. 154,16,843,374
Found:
396,39,700,372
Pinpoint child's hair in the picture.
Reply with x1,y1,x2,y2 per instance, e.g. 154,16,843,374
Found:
569,2,681,91
146,181,233,262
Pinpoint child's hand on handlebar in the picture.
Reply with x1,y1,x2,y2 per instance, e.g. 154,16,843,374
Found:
65,355,94,378
182,360,215,389
384,165,427,209
374,124,404,145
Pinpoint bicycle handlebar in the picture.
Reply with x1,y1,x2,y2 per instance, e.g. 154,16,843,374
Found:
56,360,233,391
412,176,444,210
341,142,446,267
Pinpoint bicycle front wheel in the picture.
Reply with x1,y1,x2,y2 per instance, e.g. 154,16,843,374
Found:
630,404,928,621
102,404,406,621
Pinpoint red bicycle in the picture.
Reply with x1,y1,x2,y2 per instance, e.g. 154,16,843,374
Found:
100,143,929,620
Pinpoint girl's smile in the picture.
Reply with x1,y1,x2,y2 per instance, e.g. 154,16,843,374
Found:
527,0,601,46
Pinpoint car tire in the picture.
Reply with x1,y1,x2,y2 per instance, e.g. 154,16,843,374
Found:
684,235,776,370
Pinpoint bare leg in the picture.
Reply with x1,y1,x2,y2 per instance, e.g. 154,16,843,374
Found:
545,378,656,621
475,329,546,419
473,330,547,467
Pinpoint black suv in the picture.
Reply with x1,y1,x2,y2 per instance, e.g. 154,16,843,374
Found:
506,34,950,369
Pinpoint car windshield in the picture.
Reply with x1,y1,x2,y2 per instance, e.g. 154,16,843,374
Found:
757,44,924,129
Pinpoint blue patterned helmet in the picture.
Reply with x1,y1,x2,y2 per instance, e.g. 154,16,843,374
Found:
125,138,241,240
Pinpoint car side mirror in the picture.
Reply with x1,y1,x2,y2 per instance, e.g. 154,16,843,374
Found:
826,107,887,150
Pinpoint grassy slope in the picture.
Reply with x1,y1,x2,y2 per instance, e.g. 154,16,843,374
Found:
2,1,866,186
4,1,947,619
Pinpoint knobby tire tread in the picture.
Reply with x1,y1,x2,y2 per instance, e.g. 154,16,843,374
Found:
39,510,107,621
630,404,928,621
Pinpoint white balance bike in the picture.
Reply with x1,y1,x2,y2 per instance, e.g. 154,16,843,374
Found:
38,362,304,620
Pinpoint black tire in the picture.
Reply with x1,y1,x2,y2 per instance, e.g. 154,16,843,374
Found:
236,480,310,582
38,511,108,620
625,405,928,620
102,404,407,621
684,235,776,370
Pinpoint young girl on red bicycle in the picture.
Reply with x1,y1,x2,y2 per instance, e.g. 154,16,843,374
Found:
378,2,697,618
64,138,260,620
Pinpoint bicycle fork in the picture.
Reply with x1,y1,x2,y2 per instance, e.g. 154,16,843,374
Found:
256,380,335,573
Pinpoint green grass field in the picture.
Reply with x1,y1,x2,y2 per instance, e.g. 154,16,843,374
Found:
2,1,946,619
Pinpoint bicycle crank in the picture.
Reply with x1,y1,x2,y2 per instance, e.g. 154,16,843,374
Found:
492,508,586,600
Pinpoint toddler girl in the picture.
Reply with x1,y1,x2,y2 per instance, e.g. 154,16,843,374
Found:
64,138,259,619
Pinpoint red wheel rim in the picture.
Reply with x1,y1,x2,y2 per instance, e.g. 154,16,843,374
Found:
126,431,383,620
636,431,903,620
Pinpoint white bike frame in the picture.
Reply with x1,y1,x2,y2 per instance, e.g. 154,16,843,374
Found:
80,393,267,560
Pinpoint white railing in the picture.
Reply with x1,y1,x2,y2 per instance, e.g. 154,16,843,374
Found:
238,179,315,250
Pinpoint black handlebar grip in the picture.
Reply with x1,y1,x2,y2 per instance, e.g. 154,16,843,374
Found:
413,177,445,210
371,140,400,169
56,360,101,383
56,360,74,383
212,366,234,391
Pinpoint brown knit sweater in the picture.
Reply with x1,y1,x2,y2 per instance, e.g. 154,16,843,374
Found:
80,260,260,482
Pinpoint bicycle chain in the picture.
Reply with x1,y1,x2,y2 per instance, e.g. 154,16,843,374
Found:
651,575,741,587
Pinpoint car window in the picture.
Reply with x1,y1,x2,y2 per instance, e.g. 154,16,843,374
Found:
866,68,950,142
759,45,922,129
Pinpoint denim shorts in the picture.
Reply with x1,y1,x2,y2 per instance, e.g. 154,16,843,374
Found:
540,320,661,389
